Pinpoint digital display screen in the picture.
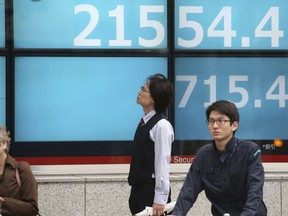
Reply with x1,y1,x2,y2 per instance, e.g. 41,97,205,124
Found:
0,57,5,125
0,0,4,47
15,57,167,142
13,0,167,49
175,57,288,140
175,0,288,50
4,0,287,164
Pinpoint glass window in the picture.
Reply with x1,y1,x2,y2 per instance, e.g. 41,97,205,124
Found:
15,57,167,141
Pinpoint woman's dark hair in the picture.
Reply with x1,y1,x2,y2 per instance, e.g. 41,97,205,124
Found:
147,73,174,114
206,100,239,133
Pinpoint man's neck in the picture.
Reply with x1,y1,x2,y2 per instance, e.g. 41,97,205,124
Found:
143,106,154,115
215,135,233,151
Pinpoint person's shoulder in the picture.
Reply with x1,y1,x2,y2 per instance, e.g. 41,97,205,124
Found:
192,143,213,164
6,155,31,171
157,118,173,128
237,139,260,154
237,139,263,161
238,139,259,148
16,160,32,171
197,143,214,155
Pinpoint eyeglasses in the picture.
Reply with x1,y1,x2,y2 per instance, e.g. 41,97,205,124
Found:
140,86,150,93
206,119,230,126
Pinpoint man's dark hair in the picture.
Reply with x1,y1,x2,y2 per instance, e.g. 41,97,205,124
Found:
206,100,240,133
147,73,174,114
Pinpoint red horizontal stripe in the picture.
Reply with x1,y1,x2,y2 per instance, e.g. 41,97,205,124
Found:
15,156,131,165
261,155,288,162
15,155,288,165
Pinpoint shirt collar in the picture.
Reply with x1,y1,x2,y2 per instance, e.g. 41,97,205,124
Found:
142,110,156,124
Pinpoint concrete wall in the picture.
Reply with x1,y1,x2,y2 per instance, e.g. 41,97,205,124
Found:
36,173,288,216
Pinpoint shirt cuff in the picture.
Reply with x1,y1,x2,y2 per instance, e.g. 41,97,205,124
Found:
154,193,168,205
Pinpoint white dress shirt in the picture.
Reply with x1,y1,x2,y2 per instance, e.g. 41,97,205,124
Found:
142,110,174,205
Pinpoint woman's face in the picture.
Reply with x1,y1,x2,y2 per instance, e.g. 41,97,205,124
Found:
0,139,7,156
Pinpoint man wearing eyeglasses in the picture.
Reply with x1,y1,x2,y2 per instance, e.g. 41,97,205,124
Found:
172,100,267,216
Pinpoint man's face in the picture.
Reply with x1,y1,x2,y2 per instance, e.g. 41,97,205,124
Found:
136,83,154,110
207,110,238,145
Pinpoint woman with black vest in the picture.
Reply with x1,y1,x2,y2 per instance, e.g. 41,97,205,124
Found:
128,74,174,216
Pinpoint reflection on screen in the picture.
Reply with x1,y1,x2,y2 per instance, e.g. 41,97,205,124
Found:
0,57,5,125
15,57,167,141
0,1,5,47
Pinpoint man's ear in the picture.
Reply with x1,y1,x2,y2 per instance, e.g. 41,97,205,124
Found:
231,121,238,132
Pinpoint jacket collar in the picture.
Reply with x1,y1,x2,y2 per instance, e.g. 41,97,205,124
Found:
5,154,17,170
215,136,238,163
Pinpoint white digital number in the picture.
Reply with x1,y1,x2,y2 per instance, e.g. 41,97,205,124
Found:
207,7,236,47
176,75,197,108
74,4,165,47
178,6,285,48
229,76,249,108
255,7,283,47
74,4,101,46
204,75,216,107
139,6,165,47
177,74,287,109
178,6,203,48
109,5,131,46
266,75,288,108
177,75,250,108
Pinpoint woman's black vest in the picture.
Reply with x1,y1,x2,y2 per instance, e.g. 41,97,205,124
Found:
128,113,165,186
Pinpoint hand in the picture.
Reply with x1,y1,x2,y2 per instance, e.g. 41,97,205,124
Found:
0,197,3,201
152,203,165,216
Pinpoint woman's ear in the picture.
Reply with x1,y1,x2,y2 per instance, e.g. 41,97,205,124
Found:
1,141,7,150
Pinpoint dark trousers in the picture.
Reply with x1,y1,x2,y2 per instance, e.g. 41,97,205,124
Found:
129,180,171,215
